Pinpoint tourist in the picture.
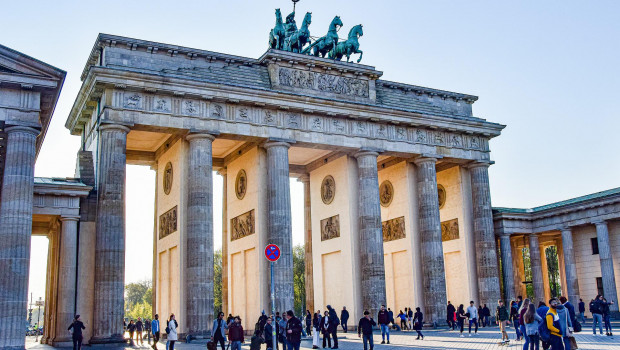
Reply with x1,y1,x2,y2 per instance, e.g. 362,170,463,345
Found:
377,304,390,344
136,317,144,345
519,299,532,350
413,307,424,340
478,305,484,327
589,296,603,335
601,297,614,336
467,300,479,336
167,314,178,350
340,306,349,333
264,317,274,350
577,299,585,323
286,310,303,350
127,320,136,345
545,298,565,350
524,304,543,350
151,314,160,350
559,297,578,333
227,313,235,325
306,310,313,336
211,312,228,350
496,300,511,345
536,301,550,350
555,298,573,350
517,296,524,310
312,312,321,349
326,305,339,349
482,304,491,327
446,301,456,330
398,310,407,330
387,308,398,331
229,316,244,350
357,310,376,350
279,311,289,349
407,307,414,330
457,304,466,337
67,314,85,350
322,310,331,349
511,300,523,341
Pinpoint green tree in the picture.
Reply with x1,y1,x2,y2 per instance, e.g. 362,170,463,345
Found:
214,248,222,316
522,247,534,300
125,280,152,320
293,244,306,316
545,246,561,297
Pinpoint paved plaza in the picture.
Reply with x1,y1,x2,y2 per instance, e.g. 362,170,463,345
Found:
26,322,620,350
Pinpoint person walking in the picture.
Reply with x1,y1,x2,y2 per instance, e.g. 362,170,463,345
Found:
311,312,321,349
327,305,339,349
511,300,523,341
447,301,456,330
229,316,245,350
478,305,484,327
398,310,407,330
340,306,349,333
577,299,585,323
545,298,565,350
590,296,604,335
378,304,390,344
413,307,424,340
482,304,491,327
524,304,543,350
602,297,614,336
265,317,275,350
467,301,479,336
286,310,303,350
127,320,136,345
358,310,376,350
322,311,331,349
496,300,511,345
67,315,85,350
407,307,414,330
519,299,532,350
305,310,313,337
136,317,144,345
151,314,160,350
212,312,228,350
457,304,466,337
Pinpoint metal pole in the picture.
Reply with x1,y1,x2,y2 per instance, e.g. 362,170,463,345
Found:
271,262,277,350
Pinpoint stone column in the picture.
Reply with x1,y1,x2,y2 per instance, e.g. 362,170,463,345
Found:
469,162,502,307
355,150,386,318
185,133,216,336
91,123,129,344
595,221,619,312
560,227,580,304
0,126,39,350
219,168,228,316
413,157,447,325
54,216,80,343
529,234,545,303
499,233,516,302
298,175,314,313
264,141,294,312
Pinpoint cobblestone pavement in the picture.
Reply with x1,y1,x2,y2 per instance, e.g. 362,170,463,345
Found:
27,322,620,350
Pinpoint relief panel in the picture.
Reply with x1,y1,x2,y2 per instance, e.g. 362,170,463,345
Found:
231,209,255,241
382,216,405,242
320,215,340,241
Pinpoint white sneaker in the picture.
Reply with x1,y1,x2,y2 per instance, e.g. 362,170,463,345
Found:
469,334,472,337
460,334,464,337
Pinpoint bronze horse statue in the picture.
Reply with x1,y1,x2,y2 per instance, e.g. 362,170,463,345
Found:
268,9,285,50
286,12,312,53
302,15,343,58
333,24,363,63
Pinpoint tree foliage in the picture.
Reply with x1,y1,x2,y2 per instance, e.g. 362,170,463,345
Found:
214,248,222,316
293,244,306,317
545,246,561,297
125,280,152,320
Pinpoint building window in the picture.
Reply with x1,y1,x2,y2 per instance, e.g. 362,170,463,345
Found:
591,238,599,255
596,277,604,296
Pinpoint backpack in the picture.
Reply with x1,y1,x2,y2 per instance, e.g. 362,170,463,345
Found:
538,314,551,343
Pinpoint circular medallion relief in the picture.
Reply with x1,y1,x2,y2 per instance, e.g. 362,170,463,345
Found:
235,169,247,200
321,175,336,205
437,184,447,209
163,162,173,195
379,180,394,207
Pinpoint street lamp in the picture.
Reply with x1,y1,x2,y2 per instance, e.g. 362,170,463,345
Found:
35,297,44,342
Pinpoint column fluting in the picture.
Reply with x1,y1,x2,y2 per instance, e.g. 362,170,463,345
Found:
54,216,80,343
560,227,580,305
528,233,545,303
298,175,314,313
595,221,619,312
219,168,228,316
499,233,516,302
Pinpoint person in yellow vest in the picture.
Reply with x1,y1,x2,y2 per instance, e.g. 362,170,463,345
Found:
545,298,565,350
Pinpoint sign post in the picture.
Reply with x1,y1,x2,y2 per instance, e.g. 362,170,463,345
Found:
265,244,281,350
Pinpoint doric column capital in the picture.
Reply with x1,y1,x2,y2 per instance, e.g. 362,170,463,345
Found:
297,174,310,183
467,160,494,169
60,216,80,222
560,225,573,233
263,140,292,150
217,167,227,177
593,220,607,227
499,231,512,238
4,125,40,136
186,133,216,142
98,123,131,134
412,155,440,166
353,147,382,159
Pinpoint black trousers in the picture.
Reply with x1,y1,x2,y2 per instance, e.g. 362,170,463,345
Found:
322,331,331,348
72,336,83,350
214,332,226,350
153,332,160,348
330,329,338,348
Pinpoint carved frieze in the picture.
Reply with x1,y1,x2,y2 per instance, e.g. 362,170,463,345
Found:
155,98,171,112
124,93,142,109
441,218,459,242
382,216,405,242
211,103,224,119
320,215,340,241
159,206,177,239
379,180,394,207
277,67,369,98
184,100,199,115
163,162,173,195
231,209,255,241
321,175,335,204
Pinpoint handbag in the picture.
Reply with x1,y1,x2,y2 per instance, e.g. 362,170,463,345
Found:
569,336,578,349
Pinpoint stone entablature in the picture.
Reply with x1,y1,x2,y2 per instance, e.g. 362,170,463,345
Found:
493,187,620,234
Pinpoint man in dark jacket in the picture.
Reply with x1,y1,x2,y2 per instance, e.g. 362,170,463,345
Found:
482,304,491,327
264,317,274,350
358,311,376,350
578,299,586,323
340,307,349,333
285,310,303,350
446,301,456,330
326,305,339,349
228,317,245,350
590,296,604,335
377,305,390,344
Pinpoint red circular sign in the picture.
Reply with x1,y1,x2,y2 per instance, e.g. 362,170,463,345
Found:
265,244,281,262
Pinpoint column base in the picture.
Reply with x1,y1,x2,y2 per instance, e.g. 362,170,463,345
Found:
89,335,127,345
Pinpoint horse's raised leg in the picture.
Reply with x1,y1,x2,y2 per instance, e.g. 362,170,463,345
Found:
356,49,363,63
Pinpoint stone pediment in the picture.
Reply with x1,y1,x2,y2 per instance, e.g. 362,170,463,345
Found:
0,44,65,89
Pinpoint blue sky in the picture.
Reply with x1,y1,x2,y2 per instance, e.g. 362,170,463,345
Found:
3,0,618,300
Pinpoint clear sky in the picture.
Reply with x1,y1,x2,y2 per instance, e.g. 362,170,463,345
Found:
3,0,618,303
